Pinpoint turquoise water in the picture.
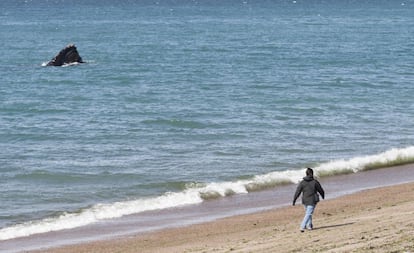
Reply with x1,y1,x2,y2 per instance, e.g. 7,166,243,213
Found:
1,0,414,240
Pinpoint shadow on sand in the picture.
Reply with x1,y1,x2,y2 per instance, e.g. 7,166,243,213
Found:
314,222,354,230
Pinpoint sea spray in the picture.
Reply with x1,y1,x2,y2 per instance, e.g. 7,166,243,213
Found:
1,146,414,240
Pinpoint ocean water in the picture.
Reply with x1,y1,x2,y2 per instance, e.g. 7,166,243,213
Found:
1,0,414,242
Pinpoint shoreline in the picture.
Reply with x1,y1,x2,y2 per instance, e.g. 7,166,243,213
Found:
38,181,414,253
2,164,414,253
30,165,414,253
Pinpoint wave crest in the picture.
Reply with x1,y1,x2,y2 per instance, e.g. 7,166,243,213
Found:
316,146,414,177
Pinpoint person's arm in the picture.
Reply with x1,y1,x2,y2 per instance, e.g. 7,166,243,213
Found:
316,181,325,199
292,183,303,205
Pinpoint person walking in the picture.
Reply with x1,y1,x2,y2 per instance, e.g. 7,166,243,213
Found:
292,168,325,232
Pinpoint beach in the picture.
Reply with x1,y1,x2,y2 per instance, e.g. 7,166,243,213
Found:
36,180,414,253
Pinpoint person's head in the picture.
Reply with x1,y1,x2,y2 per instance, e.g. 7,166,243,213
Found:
306,167,314,177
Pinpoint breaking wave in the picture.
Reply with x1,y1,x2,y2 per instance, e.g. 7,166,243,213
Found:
1,146,414,241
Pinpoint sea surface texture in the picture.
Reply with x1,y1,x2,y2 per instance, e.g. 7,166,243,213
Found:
1,0,413,240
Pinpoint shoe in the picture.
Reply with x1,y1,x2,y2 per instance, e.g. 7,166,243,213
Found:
300,229,305,233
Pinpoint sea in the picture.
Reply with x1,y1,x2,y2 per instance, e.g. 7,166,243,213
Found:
1,0,414,249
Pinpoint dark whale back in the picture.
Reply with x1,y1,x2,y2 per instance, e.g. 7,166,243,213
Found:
47,44,83,66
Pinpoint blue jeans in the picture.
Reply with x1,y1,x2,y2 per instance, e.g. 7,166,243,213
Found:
301,205,315,229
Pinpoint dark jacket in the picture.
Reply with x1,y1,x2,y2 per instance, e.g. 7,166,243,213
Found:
293,176,325,206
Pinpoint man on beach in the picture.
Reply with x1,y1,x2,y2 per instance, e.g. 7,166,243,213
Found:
293,168,325,232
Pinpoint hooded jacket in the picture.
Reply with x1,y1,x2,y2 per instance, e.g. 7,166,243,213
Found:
293,176,325,206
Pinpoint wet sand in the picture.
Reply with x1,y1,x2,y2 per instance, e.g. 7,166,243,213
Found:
37,172,414,252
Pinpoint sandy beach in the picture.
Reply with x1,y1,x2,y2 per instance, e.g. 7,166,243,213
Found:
37,181,414,253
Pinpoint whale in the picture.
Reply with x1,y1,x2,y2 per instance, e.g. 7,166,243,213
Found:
46,44,84,66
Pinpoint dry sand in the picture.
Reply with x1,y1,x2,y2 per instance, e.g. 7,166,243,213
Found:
39,182,414,253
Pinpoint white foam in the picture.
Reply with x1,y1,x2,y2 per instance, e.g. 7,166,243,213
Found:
0,190,203,241
315,146,414,174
